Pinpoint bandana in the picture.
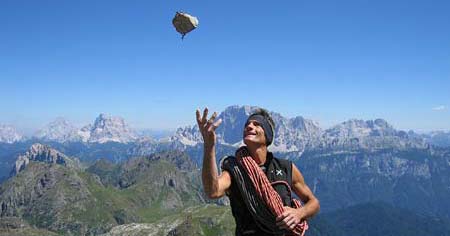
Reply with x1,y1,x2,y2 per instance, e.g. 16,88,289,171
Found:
245,114,274,146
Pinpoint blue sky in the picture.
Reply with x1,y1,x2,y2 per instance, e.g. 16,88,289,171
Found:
1,0,449,132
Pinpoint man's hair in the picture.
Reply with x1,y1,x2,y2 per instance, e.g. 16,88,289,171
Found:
247,108,275,145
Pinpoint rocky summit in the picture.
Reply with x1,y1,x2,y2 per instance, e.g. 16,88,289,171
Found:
11,143,81,176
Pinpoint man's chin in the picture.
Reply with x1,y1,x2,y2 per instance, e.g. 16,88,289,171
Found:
243,138,260,146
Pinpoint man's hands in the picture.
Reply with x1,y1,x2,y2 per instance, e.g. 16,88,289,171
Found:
276,206,304,231
197,108,230,199
196,108,222,148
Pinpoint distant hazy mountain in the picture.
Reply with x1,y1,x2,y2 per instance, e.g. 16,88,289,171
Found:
34,117,79,142
136,128,174,139
321,118,426,150
0,124,24,144
2,105,438,152
409,130,450,147
32,114,138,144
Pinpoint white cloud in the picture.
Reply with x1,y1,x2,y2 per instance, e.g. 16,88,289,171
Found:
432,105,447,111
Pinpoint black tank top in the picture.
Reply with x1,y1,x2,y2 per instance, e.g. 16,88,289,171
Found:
221,152,293,236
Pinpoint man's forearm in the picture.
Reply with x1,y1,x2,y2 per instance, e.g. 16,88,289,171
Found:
201,145,220,197
297,197,320,220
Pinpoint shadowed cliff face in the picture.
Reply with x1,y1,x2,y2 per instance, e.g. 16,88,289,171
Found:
293,148,450,217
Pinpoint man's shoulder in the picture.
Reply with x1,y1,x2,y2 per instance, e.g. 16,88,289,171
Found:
271,153,292,168
220,155,237,172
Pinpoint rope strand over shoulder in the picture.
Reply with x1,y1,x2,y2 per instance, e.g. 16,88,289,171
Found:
235,147,308,236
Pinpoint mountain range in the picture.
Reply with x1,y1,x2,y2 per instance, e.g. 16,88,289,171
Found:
172,105,430,152
1,106,449,149
33,114,138,143
1,105,450,235
1,142,450,235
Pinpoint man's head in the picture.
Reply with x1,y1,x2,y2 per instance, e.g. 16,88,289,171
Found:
243,108,275,147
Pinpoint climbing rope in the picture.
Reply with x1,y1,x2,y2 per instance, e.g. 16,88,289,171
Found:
234,146,308,236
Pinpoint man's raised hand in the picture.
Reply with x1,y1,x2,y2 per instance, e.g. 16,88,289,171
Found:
196,108,222,147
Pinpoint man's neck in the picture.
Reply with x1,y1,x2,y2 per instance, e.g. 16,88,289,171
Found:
248,145,268,166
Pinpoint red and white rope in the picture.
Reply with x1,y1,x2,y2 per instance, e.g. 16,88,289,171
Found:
236,147,308,236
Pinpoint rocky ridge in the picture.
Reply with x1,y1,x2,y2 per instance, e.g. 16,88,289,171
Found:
11,143,80,176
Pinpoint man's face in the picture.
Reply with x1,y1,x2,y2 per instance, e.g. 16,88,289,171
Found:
243,119,266,146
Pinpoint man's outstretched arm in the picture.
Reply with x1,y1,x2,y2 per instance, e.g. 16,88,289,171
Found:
196,108,231,199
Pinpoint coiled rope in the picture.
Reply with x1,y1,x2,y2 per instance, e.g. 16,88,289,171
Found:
233,146,308,236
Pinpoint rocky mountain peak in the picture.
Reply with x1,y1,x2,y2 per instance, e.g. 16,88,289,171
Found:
215,105,259,145
268,111,323,152
87,113,137,143
93,113,123,128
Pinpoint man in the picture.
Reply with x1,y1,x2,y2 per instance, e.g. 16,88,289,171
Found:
196,107,320,236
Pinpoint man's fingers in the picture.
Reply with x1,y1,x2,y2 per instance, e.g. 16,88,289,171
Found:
196,109,202,125
276,211,288,222
207,112,217,124
284,216,296,229
208,118,222,132
202,108,208,123
277,217,293,230
276,213,286,226
276,215,282,222
213,118,222,128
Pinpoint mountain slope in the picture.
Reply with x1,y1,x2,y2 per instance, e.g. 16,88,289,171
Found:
1,145,207,235
293,148,450,217
318,202,450,236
